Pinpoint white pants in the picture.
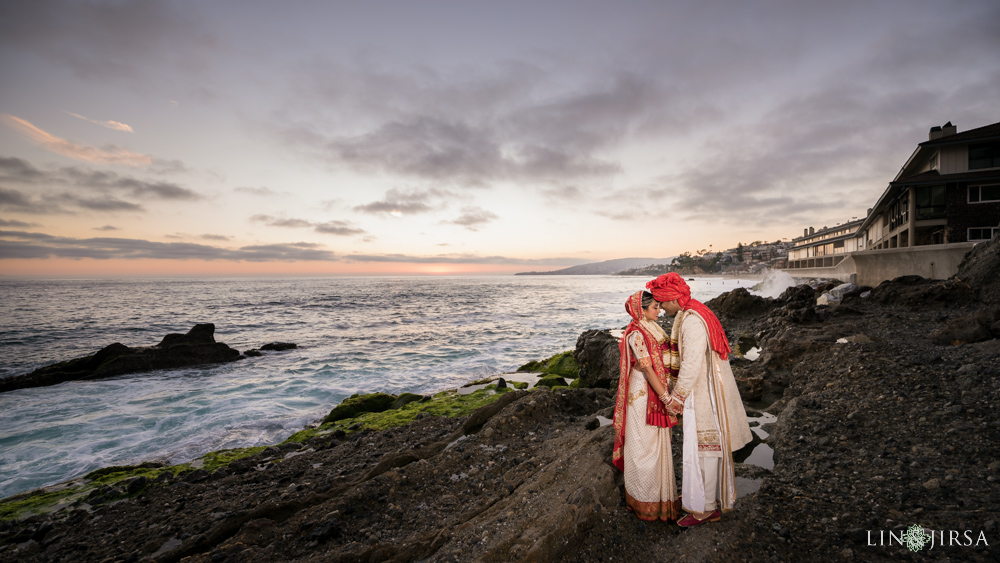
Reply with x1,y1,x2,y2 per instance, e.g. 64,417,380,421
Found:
699,455,720,511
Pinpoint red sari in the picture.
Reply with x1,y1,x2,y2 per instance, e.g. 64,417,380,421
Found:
611,291,680,521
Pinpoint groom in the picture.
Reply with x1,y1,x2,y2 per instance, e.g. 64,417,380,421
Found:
647,273,752,527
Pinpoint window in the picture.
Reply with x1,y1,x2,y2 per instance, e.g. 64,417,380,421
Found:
889,192,909,231
969,142,1000,170
969,184,1000,203
928,152,938,171
968,227,998,241
915,185,946,219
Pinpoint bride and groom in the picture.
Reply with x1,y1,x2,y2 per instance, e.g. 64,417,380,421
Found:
611,272,752,527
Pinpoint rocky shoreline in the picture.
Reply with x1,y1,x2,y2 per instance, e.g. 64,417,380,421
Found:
2,236,999,562
0,323,298,394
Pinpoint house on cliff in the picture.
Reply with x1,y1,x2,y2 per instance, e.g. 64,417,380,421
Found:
784,120,1000,285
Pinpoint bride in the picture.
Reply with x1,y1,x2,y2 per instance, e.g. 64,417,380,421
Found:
611,290,680,521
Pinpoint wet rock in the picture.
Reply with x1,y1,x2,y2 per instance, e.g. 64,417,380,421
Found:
323,393,398,423
735,372,764,402
777,285,816,308
1,324,242,394
867,275,977,309
123,476,148,494
184,469,209,483
956,231,1000,305
705,288,775,319
260,342,297,351
494,378,508,389
929,317,993,345
243,349,262,357
574,329,619,389
391,393,426,410
535,376,568,388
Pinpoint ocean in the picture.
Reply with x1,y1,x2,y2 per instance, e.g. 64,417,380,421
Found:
0,275,759,499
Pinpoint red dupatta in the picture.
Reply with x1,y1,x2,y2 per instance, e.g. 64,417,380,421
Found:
612,291,678,471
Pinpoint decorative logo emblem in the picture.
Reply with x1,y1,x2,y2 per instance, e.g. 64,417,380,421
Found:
902,524,931,552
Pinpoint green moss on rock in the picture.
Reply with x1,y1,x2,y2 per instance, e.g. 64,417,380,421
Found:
322,392,397,423
391,392,426,409
535,376,568,388
512,381,529,390
517,350,579,378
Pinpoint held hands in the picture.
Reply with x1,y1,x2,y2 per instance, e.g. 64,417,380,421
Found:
660,392,684,415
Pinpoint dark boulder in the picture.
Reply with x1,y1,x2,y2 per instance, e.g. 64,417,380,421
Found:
323,393,397,424
706,288,775,319
535,376,569,388
929,317,994,346
260,342,297,351
390,392,426,410
777,285,817,308
0,324,242,394
867,275,977,309
955,232,1000,305
574,329,620,389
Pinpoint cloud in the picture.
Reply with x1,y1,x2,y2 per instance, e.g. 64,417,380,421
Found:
250,214,365,236
315,220,365,236
0,217,38,228
0,1,214,86
200,234,230,241
0,187,62,214
279,68,687,187
92,225,118,231
445,206,498,231
343,252,587,266
0,230,337,262
0,157,201,213
65,111,134,133
234,186,278,196
1,115,152,166
353,188,454,215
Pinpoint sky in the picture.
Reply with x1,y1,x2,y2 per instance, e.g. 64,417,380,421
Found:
1,0,998,276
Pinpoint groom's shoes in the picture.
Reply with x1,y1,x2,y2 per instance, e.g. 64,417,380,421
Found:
677,509,721,527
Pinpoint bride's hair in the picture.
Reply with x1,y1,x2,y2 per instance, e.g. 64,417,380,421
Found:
641,291,655,309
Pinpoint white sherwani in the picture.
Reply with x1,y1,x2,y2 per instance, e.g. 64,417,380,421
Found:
670,310,752,514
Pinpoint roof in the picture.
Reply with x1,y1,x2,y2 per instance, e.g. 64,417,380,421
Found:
919,121,1000,147
893,169,1000,186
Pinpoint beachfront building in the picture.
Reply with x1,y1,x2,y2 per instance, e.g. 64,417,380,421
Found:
858,120,1000,250
786,219,864,270
782,120,1000,285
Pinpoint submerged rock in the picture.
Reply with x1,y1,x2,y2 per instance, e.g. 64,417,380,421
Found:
0,324,241,394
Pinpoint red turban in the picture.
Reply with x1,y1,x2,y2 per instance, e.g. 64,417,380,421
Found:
646,273,731,360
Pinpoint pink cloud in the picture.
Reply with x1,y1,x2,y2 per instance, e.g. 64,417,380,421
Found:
1,114,151,167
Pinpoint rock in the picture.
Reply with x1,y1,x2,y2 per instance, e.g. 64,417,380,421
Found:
0,324,242,394
929,317,993,345
323,393,398,423
923,478,941,490
390,393,426,410
705,288,774,319
816,292,838,306
735,372,763,402
867,275,977,309
955,231,1000,304
535,376,568,388
494,378,508,390
243,349,262,357
991,320,1000,339
260,342,297,351
777,285,816,308
517,351,579,378
123,476,148,494
574,329,620,389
